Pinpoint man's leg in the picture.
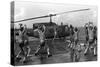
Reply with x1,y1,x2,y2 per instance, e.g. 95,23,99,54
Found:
26,46,31,56
24,41,31,57
47,47,52,57
93,46,96,56
17,42,27,62
84,42,89,55
47,48,50,55
15,42,24,62
35,46,40,56
16,50,21,58
22,46,31,63
49,40,53,57
93,39,97,56
17,43,25,57
70,49,74,62
89,40,94,54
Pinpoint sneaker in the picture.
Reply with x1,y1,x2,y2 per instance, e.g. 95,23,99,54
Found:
48,54,52,57
94,54,97,56
16,57,22,62
84,53,88,55
35,53,39,56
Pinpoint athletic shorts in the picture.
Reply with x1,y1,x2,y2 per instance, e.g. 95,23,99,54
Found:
19,42,24,48
86,36,89,42
19,40,29,48
94,35,97,41
70,35,74,42
89,39,94,44
74,39,78,44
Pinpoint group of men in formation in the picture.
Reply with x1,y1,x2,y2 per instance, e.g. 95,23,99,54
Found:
14,22,97,63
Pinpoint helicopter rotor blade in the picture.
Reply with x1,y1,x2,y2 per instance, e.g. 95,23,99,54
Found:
14,8,90,23
55,8,90,15
14,15,50,23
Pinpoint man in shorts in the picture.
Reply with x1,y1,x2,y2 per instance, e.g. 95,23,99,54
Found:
68,25,74,48
84,23,89,55
34,25,51,57
71,27,81,62
84,22,94,55
93,26,97,56
16,24,30,63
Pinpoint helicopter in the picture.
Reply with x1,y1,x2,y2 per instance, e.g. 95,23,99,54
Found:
12,8,90,39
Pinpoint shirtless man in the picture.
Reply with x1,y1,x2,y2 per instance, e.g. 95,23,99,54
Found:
16,24,30,63
34,25,51,57
84,22,95,55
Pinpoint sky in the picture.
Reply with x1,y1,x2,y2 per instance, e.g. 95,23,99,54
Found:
13,1,98,28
